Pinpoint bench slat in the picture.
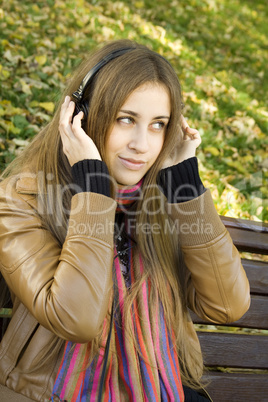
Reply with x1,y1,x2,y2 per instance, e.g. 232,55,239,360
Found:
221,216,268,254
221,216,268,233
233,295,268,329
242,258,268,295
226,227,268,254
198,332,268,369
205,372,268,402
191,294,268,330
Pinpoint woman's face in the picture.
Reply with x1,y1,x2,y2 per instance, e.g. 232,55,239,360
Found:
105,82,171,186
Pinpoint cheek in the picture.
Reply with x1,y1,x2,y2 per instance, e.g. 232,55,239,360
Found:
154,135,165,158
104,130,117,160
149,135,165,167
106,128,123,151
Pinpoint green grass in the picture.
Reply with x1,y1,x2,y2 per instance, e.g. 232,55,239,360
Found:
0,0,267,221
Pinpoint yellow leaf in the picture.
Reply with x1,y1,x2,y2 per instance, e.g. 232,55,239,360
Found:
224,159,248,174
19,79,32,95
1,39,9,47
0,100,23,116
134,1,144,8
54,36,66,45
0,65,10,80
32,4,40,12
29,101,39,107
0,120,20,135
39,102,55,113
204,146,220,156
6,16,15,25
35,55,47,66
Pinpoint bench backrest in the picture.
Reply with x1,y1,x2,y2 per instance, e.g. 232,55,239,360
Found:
1,216,268,400
191,216,268,401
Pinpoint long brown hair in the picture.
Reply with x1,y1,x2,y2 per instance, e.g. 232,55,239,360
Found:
1,39,203,387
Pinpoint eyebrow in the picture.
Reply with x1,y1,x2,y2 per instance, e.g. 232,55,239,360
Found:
119,109,170,120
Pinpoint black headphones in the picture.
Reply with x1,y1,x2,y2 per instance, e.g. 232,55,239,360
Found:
72,47,134,122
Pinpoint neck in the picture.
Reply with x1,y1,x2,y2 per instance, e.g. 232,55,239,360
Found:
116,179,143,213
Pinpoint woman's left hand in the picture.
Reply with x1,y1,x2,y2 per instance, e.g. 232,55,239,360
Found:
162,115,201,169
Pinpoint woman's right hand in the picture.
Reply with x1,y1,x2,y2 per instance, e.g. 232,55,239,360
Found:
59,96,102,166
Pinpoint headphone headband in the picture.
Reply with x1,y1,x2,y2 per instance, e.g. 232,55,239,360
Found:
72,48,134,102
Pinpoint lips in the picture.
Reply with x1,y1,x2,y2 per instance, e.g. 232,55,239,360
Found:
119,156,146,171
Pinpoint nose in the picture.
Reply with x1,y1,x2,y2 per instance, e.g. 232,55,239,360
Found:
128,127,149,153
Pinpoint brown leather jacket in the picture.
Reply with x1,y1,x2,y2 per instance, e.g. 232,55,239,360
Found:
0,174,250,401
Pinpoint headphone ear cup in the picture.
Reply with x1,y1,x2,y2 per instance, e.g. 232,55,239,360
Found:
73,103,82,118
72,101,88,125
79,102,89,121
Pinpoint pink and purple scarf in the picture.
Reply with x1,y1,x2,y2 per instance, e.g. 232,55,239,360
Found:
51,182,184,401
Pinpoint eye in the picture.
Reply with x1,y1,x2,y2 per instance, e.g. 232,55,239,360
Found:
150,121,166,131
117,116,135,125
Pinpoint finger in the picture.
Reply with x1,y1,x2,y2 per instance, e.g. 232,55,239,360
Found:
184,131,200,144
60,96,71,119
60,102,76,135
72,110,84,123
180,115,189,132
186,126,199,134
72,111,84,136
180,115,200,137
67,101,76,123
60,99,75,124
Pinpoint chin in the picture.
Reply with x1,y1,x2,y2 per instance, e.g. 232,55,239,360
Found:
115,175,143,187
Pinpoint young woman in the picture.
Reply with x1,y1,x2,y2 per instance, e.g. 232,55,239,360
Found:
0,40,250,401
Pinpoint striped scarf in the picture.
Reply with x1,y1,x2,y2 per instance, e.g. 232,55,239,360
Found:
115,179,143,213
51,182,184,402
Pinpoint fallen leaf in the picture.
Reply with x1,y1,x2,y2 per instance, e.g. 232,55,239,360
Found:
39,102,55,113
35,55,47,66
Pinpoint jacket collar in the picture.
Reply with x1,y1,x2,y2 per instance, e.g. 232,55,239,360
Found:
15,175,39,195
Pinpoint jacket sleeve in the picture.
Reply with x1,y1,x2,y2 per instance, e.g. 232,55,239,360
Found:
0,181,117,343
167,189,250,324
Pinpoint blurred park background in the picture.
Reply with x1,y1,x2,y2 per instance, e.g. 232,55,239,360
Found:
0,0,267,222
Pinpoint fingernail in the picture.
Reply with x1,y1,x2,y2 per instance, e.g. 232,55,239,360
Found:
65,96,70,102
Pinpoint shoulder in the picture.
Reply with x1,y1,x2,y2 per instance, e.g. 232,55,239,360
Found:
0,172,39,214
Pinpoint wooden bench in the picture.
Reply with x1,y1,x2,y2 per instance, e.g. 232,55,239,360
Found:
1,216,268,401
191,216,268,402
